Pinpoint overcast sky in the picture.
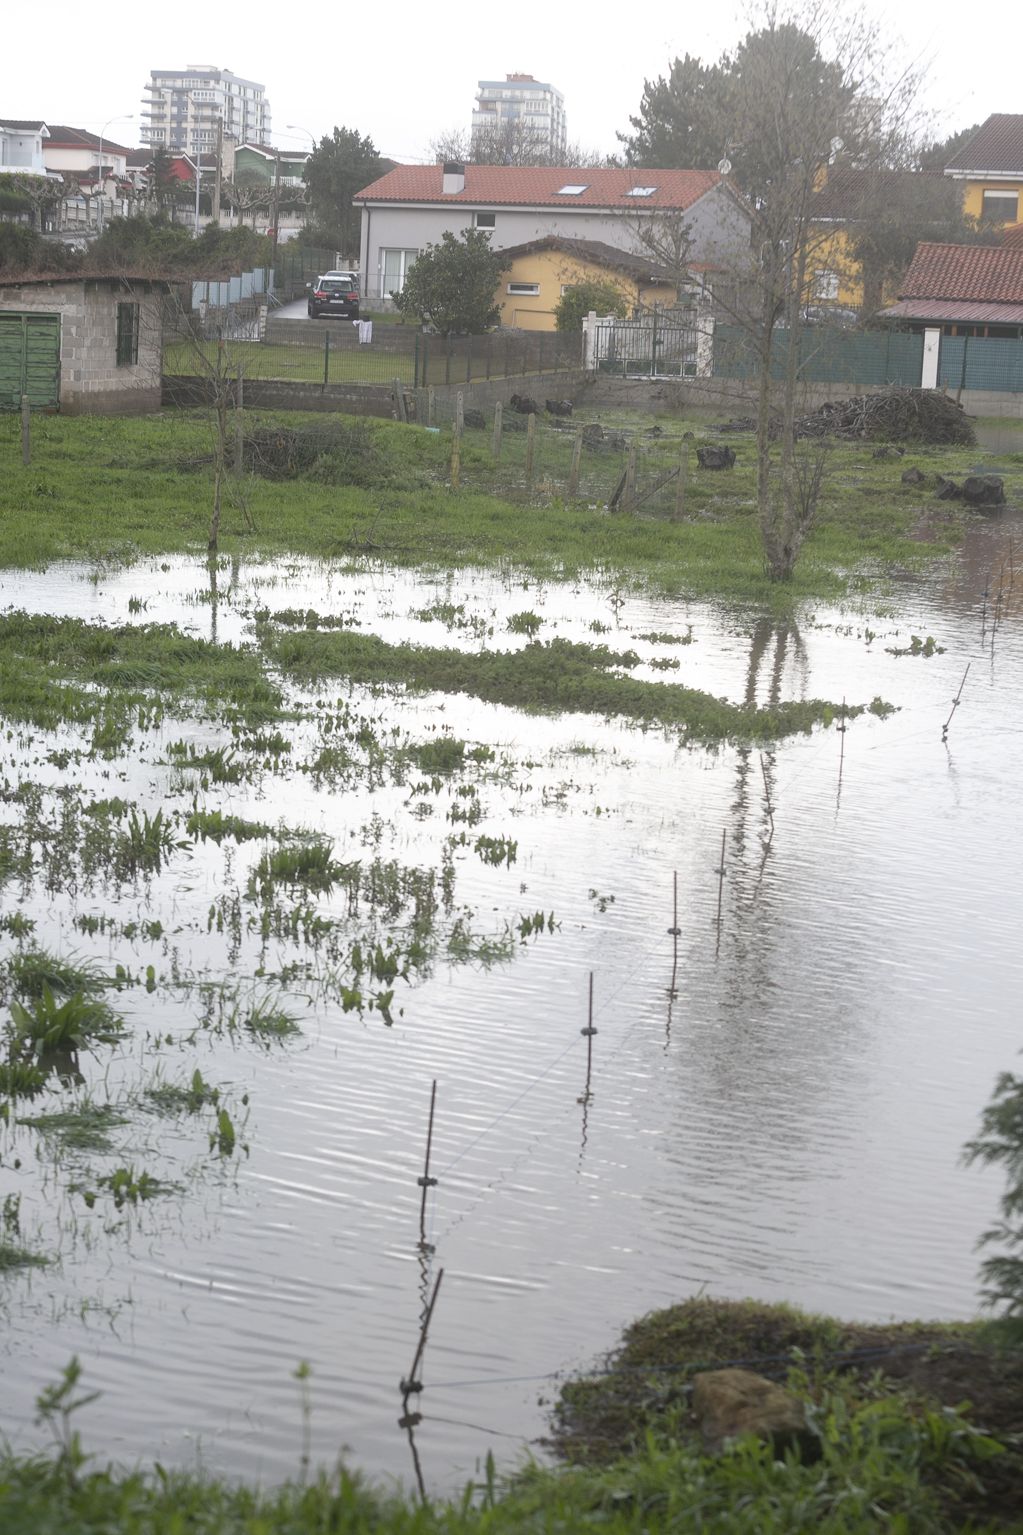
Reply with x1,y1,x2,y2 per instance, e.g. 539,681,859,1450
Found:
4,2,1008,164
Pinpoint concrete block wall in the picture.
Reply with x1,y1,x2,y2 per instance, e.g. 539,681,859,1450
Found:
0,280,163,414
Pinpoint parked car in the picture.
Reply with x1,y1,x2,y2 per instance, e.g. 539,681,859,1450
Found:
307,276,359,319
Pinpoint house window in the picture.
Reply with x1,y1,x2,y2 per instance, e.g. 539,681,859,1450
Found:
557,183,588,195
626,186,657,197
814,269,840,300
507,282,540,295
116,302,139,367
981,189,1018,223
473,212,496,228
382,248,418,295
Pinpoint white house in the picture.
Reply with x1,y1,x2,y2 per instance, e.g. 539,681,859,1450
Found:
0,120,60,179
354,163,754,308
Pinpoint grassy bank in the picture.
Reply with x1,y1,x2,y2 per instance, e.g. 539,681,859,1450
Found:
0,407,984,603
2,1300,1020,1533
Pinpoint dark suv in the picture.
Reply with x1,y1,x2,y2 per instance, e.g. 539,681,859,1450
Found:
307,276,359,319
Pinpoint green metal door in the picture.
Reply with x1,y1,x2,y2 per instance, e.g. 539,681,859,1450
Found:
0,312,61,409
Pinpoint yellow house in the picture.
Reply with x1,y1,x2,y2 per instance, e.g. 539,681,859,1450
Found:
807,165,965,316
944,114,1023,228
494,236,681,330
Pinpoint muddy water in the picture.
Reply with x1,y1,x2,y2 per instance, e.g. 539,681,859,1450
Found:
1,515,1021,1495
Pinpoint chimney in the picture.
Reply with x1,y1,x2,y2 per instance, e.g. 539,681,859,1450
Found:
442,160,465,195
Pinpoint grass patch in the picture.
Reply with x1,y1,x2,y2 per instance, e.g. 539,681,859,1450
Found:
0,1241,49,1272
0,410,975,605
20,1102,128,1154
265,629,872,745
186,809,272,843
7,949,106,1000
7,988,124,1057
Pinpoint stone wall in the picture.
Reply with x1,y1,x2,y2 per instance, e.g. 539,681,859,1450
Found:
164,376,394,416
0,279,164,414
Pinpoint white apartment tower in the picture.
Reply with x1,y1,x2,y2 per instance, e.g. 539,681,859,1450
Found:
140,66,272,156
472,74,566,159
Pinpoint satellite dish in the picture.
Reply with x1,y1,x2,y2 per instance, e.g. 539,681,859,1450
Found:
717,157,732,175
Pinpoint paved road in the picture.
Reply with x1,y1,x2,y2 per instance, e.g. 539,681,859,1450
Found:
274,298,308,320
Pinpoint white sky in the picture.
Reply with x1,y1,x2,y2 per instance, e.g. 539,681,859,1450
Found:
2,2,1008,165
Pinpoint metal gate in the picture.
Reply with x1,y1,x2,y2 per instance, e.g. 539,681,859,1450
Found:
592,315,700,377
0,312,61,409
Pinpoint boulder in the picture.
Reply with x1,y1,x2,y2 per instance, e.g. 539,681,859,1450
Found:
691,1368,818,1460
581,422,604,444
697,445,737,470
962,474,1005,507
545,398,573,417
509,393,539,414
901,466,927,485
463,408,486,430
934,475,962,501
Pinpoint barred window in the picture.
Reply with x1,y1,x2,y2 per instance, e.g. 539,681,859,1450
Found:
116,302,139,367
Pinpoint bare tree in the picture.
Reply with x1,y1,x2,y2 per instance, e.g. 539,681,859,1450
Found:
429,123,612,169
222,172,273,229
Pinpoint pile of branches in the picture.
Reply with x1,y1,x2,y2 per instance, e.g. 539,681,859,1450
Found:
794,389,976,446
717,389,976,447
239,423,349,479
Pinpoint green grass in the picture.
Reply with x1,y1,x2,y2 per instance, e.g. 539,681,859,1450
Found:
19,1102,128,1153
0,410,978,605
7,949,106,1000
0,1241,49,1272
264,628,880,745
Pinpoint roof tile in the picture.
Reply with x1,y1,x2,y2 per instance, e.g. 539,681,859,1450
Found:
355,164,723,211
944,114,1023,175
900,241,1023,301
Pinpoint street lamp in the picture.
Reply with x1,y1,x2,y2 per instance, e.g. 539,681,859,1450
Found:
97,114,134,232
286,123,317,151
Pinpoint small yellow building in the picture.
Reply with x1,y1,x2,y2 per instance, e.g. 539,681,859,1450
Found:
494,236,680,330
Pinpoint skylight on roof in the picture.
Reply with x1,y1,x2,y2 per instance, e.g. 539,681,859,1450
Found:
626,185,657,197
557,183,588,195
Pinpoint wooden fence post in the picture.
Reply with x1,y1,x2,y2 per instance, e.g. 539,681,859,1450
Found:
624,436,638,511
673,438,688,520
455,389,464,435
568,423,583,498
21,395,30,466
393,377,408,423
525,411,536,490
322,331,330,393
492,399,503,461
235,364,244,476
427,385,435,427
450,415,462,489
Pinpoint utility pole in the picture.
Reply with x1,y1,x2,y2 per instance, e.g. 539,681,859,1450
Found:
270,149,282,291
212,115,223,224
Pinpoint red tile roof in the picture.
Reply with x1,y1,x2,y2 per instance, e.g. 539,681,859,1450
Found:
810,166,943,220
1001,222,1023,249
900,241,1023,301
355,164,723,211
944,114,1023,175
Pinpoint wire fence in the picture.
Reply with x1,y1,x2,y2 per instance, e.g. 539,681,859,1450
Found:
162,311,583,391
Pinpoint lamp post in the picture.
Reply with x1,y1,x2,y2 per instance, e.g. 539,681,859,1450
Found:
97,114,134,233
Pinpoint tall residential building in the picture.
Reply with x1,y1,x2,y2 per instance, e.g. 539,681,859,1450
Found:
140,66,272,157
471,74,566,160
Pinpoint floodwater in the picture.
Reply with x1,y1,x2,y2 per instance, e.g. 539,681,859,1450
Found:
1,514,1021,1497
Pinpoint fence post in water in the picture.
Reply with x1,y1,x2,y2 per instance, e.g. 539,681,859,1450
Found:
579,972,597,1102
525,411,536,490
417,1079,438,1252
942,663,970,741
568,424,583,498
492,399,503,461
322,331,330,393
673,438,688,520
624,436,638,511
715,828,726,953
20,394,30,466
235,364,244,477
455,389,464,435
667,871,680,1002
399,1267,444,1411
450,414,462,490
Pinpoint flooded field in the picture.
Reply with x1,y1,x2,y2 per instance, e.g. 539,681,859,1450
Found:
1,513,1021,1496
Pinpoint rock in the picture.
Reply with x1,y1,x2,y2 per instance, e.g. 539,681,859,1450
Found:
545,398,573,417
509,393,539,414
581,423,604,444
962,474,1005,507
934,475,962,501
697,445,736,470
463,408,486,430
872,444,905,460
644,424,663,437
691,1369,818,1460
901,466,927,485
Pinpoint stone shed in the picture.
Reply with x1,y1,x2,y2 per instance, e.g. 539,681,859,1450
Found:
0,274,171,414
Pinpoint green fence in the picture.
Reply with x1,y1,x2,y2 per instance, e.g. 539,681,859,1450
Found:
937,334,1023,394
713,325,924,387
